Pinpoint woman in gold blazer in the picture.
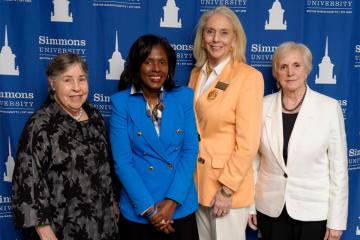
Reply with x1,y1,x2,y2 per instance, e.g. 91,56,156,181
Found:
188,6,264,240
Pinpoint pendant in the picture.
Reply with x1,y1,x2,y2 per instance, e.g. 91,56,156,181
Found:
207,90,217,101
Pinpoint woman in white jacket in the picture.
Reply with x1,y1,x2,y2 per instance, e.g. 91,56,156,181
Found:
248,42,348,240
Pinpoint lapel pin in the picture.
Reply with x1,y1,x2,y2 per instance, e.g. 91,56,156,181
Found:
176,129,183,134
137,131,142,136
215,81,229,91
207,90,218,101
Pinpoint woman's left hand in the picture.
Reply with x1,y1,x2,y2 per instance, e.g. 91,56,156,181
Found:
210,186,233,218
324,228,342,240
150,199,177,233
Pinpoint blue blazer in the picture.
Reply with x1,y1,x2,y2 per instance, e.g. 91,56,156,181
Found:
110,86,199,223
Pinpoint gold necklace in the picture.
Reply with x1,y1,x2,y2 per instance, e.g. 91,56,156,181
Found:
206,63,213,76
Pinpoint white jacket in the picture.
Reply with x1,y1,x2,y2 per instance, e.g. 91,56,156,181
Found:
254,87,348,230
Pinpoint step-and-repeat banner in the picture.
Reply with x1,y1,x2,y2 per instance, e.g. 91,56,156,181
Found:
0,1,359,239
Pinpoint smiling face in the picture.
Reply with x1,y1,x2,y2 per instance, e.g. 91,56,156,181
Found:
50,63,88,115
275,49,307,94
139,44,169,95
203,13,236,66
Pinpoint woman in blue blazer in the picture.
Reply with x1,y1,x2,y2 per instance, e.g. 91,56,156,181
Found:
110,35,199,240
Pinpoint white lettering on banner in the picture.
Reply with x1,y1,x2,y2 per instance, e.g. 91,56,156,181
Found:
94,93,110,102
2,0,31,2
0,196,11,204
349,149,360,157
39,36,86,46
356,45,360,53
251,44,277,53
171,44,193,51
92,93,111,117
92,0,142,9
307,1,352,7
250,44,277,67
0,91,34,99
306,0,353,14
0,91,35,114
200,0,247,6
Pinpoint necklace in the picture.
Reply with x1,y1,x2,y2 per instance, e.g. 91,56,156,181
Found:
71,107,83,121
206,63,213,76
282,86,307,112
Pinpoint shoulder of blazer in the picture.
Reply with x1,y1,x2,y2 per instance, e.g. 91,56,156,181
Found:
111,88,131,105
188,67,201,89
230,61,263,77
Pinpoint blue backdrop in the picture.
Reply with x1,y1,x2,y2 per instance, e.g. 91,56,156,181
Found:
0,1,359,239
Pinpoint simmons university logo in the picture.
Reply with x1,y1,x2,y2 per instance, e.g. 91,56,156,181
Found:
265,0,287,30
249,43,277,67
160,0,182,28
3,137,15,182
306,0,353,14
106,31,125,80
0,25,19,76
93,93,111,117
51,0,73,22
199,0,247,13
315,36,336,84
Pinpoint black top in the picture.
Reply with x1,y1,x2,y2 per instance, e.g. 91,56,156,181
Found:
282,112,298,165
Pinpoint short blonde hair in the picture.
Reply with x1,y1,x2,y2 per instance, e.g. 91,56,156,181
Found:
272,41,313,79
193,6,247,67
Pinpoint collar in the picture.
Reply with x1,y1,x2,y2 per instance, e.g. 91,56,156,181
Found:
130,85,164,95
201,56,231,76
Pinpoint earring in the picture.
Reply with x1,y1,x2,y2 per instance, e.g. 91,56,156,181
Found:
230,46,234,53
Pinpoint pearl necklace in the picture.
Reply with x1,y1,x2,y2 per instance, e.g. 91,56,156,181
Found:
71,107,83,121
282,86,307,112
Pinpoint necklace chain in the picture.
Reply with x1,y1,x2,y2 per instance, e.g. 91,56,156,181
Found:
282,86,307,112
71,107,83,121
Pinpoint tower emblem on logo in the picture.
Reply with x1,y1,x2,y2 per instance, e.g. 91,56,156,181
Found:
106,31,125,80
51,0,73,22
356,216,360,235
3,137,15,182
315,36,336,84
160,0,182,28
0,25,19,76
265,0,287,30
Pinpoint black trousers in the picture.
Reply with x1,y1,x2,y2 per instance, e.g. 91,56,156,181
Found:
118,212,199,240
257,207,327,240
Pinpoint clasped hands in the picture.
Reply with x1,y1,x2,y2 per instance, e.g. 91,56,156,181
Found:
147,199,177,234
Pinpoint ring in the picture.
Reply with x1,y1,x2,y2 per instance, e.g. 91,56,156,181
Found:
160,219,166,225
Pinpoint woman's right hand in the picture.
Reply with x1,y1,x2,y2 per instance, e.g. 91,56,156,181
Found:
248,214,258,230
35,225,58,240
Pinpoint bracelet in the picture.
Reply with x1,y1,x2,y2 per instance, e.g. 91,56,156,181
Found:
220,186,233,198
146,205,158,219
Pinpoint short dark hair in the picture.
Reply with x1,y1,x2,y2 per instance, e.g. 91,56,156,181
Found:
118,34,176,91
46,53,88,79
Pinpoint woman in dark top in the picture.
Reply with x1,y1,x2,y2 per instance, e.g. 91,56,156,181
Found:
12,53,118,240
248,42,348,240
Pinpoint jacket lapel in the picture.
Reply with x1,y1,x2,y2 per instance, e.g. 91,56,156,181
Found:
286,87,314,166
264,91,286,171
127,94,169,162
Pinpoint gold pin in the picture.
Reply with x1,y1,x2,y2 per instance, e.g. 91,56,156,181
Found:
207,90,217,101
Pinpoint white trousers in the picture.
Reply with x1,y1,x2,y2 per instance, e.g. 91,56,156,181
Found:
196,205,249,240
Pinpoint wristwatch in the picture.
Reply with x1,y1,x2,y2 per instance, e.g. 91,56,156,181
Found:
220,186,233,198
